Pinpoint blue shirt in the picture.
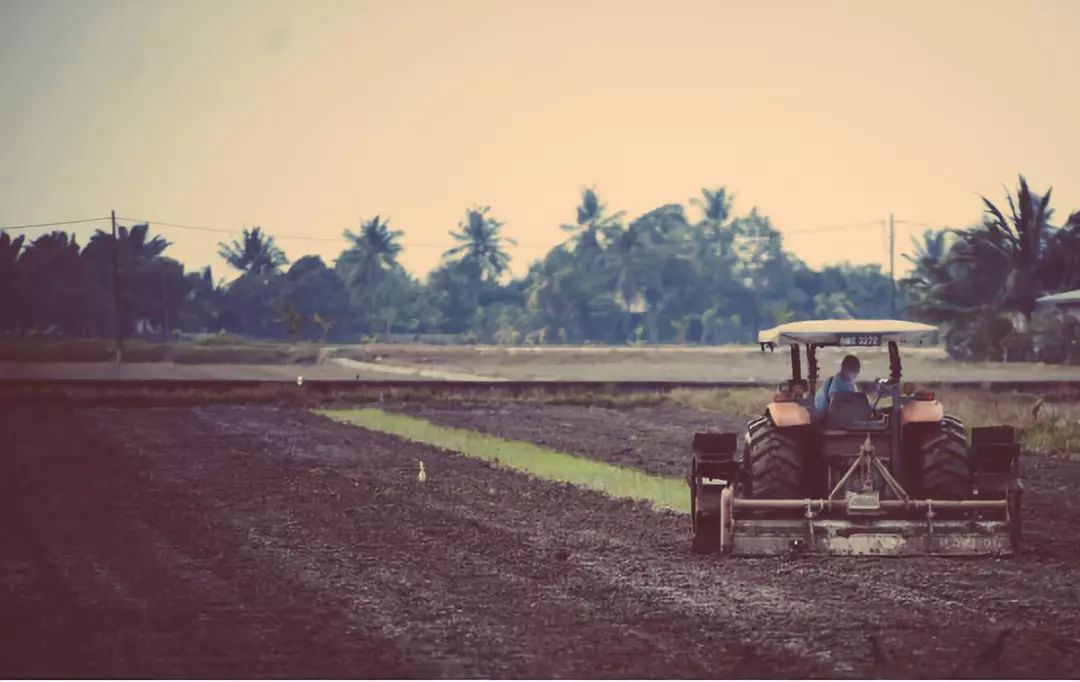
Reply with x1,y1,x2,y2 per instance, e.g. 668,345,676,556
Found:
814,373,858,419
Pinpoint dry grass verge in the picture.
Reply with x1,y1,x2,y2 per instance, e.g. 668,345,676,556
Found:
0,337,320,364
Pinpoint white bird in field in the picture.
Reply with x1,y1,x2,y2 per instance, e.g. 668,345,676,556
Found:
297,375,304,387
417,461,427,483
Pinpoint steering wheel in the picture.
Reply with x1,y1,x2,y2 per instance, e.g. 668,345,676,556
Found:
870,377,891,414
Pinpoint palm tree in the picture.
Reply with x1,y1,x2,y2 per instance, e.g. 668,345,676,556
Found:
601,205,689,342
727,209,791,340
444,206,516,281
525,247,583,343
76,223,175,337
905,228,951,270
335,216,409,336
605,220,652,316
18,231,83,334
969,175,1055,325
82,222,171,267
901,228,956,318
217,227,288,275
121,223,170,260
338,215,404,285
682,187,738,300
561,187,624,254
689,186,734,249
177,266,222,332
0,232,26,331
690,187,732,224
1041,210,1080,293
0,232,25,269
903,176,1075,361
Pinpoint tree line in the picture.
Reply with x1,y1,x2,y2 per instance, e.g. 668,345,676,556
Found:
1,178,1077,362
902,176,1080,363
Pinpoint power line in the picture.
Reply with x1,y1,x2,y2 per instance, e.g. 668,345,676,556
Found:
400,242,552,250
731,220,884,242
3,213,547,251
0,216,110,232
785,220,884,235
117,216,345,243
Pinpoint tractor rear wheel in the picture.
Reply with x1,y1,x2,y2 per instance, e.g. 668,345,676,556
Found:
918,419,971,499
746,419,803,499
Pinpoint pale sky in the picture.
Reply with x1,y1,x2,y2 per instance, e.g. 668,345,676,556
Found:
1,0,1078,281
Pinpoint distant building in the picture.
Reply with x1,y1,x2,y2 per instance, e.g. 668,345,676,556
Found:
1036,289,1080,364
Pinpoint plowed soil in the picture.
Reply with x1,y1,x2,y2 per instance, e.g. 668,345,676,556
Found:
3,404,1080,678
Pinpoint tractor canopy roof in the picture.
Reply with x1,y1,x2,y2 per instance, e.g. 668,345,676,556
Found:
1037,289,1080,307
757,319,938,347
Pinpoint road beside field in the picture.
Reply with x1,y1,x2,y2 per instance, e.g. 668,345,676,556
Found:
0,361,404,381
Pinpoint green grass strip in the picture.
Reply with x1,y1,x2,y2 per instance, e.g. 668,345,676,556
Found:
318,408,689,513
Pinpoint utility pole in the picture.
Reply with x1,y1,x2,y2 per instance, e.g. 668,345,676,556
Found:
889,213,895,318
112,209,123,363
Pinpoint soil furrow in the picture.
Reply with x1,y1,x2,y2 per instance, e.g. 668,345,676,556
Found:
386,399,1080,678
4,403,1080,678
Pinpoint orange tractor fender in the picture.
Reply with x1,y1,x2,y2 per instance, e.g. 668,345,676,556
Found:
900,399,945,424
765,401,811,427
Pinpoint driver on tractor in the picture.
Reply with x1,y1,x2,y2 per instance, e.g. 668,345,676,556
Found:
813,354,860,421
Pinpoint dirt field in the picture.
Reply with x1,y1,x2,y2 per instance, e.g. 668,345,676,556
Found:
3,403,1080,678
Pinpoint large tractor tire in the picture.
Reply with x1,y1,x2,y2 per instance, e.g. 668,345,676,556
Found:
917,418,971,499
746,417,803,499
942,415,966,441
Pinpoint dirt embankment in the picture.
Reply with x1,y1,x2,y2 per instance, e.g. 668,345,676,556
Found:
2,405,1079,678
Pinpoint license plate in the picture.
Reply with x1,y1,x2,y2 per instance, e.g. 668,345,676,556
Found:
839,334,881,346
700,478,728,487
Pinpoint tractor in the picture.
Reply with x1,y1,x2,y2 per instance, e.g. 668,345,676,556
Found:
689,320,1022,556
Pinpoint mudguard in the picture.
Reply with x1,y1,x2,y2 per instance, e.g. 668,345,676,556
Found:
765,401,811,427
689,431,740,552
900,399,944,424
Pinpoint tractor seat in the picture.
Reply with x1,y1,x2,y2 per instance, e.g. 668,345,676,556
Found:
826,392,875,429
